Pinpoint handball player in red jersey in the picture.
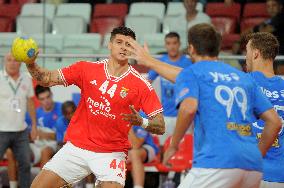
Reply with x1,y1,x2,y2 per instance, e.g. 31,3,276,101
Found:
24,26,165,188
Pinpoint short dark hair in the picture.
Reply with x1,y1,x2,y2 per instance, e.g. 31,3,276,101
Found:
62,101,76,115
188,23,221,57
245,32,279,60
110,26,136,41
165,32,180,41
35,85,51,97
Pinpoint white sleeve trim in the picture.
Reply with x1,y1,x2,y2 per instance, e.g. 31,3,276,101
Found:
148,108,163,117
58,69,68,87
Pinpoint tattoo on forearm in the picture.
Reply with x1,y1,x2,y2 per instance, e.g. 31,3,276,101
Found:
145,114,165,135
26,63,62,86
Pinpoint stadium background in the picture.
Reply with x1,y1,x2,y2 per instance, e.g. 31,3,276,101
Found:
0,0,284,187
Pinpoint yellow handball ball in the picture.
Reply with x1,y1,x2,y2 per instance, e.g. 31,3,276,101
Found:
11,37,38,64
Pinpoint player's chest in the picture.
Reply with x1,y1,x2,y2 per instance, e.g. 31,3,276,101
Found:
84,75,139,106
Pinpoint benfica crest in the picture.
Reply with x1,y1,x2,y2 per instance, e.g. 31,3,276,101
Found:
120,87,129,98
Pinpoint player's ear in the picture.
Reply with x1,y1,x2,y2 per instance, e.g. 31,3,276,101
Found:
253,49,260,60
188,44,194,56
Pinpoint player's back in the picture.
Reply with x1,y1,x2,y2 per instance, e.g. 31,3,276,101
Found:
179,60,272,171
250,71,284,182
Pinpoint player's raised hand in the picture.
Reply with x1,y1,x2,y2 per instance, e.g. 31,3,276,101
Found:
121,105,143,126
162,146,178,168
125,37,154,67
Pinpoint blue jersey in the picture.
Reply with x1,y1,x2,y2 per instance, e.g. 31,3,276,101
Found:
27,102,62,131
175,61,273,172
55,116,69,143
250,71,284,182
148,54,192,117
132,126,159,155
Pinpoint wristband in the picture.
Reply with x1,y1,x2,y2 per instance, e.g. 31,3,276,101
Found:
141,118,149,129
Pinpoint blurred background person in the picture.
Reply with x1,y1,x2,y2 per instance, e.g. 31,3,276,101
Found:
6,85,62,187
247,0,284,54
148,32,192,145
0,53,37,188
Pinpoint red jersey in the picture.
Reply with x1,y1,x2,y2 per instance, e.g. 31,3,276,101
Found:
58,59,163,153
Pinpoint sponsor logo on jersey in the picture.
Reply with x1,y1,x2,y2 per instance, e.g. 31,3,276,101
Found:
87,96,116,119
227,122,252,136
260,87,284,99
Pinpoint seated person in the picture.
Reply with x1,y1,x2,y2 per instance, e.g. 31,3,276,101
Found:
128,125,159,188
55,101,76,147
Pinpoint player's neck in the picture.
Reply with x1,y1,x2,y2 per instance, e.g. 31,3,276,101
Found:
194,55,218,63
8,72,20,81
43,102,54,112
186,10,198,21
253,60,275,78
169,53,181,62
107,58,129,77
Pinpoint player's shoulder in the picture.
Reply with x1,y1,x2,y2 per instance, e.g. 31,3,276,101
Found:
158,54,168,61
129,66,153,91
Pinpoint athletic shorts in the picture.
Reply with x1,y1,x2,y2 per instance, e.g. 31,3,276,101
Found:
179,168,262,188
43,142,127,186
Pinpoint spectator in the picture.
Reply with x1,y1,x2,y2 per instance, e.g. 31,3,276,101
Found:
7,85,62,187
128,126,159,188
251,0,284,54
148,32,192,144
168,0,211,39
55,101,76,146
28,85,62,167
0,53,37,188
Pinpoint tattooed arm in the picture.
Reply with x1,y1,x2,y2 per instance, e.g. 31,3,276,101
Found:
26,63,64,87
145,112,165,135
122,106,165,135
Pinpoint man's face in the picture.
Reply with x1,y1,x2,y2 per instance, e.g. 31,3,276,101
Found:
245,40,254,72
165,37,181,58
63,107,75,121
184,0,197,12
5,53,21,76
37,91,54,111
108,34,132,62
267,0,282,17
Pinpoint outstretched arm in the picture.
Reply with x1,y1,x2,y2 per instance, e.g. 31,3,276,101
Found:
162,98,197,166
126,37,182,83
26,62,64,87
